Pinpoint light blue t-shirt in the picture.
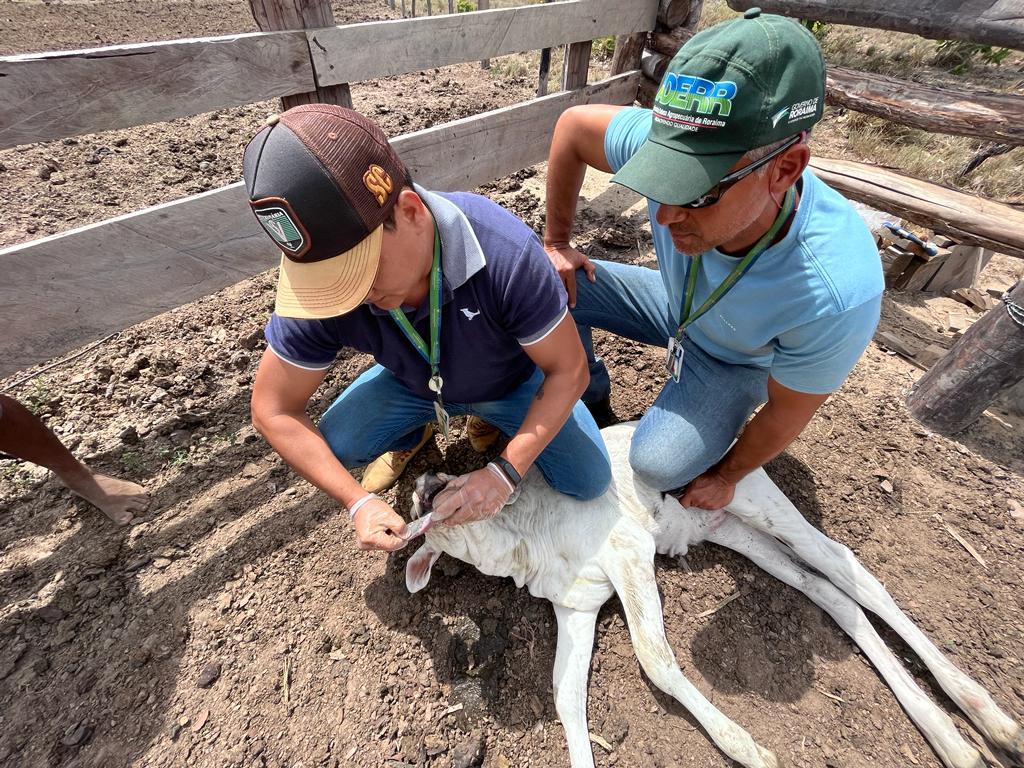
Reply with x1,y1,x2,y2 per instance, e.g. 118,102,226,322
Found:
605,107,884,394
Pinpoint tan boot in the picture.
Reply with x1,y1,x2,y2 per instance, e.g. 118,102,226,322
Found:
360,424,435,493
466,416,500,453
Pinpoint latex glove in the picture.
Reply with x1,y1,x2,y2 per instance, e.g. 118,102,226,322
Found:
351,496,407,551
543,241,596,308
432,463,516,526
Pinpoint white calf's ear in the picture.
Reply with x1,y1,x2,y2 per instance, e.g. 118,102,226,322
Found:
406,545,442,593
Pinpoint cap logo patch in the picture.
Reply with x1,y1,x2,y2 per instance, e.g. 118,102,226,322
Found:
657,73,737,118
771,106,790,127
787,97,820,123
254,205,306,254
363,164,393,206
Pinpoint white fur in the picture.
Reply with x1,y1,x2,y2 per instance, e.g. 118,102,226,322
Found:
407,423,1021,768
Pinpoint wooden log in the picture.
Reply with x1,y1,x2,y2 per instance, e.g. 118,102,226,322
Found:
310,0,658,87
0,32,314,150
725,0,1024,51
658,0,701,28
249,0,352,110
907,280,1024,433
808,157,1024,260
610,32,646,75
826,66,1024,145
638,74,659,107
641,50,670,82
901,251,950,291
648,25,696,57
563,41,594,90
0,72,640,379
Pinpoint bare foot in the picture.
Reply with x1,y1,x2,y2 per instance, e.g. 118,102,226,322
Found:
63,472,150,525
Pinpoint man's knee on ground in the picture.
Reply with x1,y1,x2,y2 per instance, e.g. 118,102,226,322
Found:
628,429,715,492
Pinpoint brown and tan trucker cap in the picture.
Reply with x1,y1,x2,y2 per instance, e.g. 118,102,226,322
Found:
242,104,408,319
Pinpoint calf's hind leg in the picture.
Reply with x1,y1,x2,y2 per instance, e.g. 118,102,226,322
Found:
604,549,778,768
726,473,1023,758
706,515,984,768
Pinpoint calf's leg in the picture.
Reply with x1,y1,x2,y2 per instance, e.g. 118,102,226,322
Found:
604,548,778,768
706,515,985,768
553,605,599,768
725,473,1023,758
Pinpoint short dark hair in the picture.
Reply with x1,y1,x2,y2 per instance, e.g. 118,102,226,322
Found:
382,178,415,231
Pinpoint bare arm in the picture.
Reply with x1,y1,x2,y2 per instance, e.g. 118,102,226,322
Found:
680,377,829,510
544,104,623,306
251,349,406,550
502,313,590,476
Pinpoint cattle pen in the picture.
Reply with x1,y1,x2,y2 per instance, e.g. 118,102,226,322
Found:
1,1,1023,767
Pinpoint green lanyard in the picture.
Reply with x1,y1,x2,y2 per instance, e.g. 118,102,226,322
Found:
389,224,444,395
675,186,796,341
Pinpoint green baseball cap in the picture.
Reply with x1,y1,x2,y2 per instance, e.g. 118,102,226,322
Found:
612,8,825,205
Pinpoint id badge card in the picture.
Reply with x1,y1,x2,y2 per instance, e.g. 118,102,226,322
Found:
433,400,451,441
665,336,684,383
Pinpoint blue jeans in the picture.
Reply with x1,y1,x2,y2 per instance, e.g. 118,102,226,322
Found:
572,260,769,491
318,365,611,500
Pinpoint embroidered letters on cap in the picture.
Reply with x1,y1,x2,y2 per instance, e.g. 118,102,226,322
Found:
251,198,310,258
363,164,394,206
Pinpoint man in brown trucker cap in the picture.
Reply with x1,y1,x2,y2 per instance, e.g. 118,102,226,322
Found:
244,105,610,552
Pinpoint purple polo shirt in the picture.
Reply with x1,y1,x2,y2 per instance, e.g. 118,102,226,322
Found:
264,186,568,403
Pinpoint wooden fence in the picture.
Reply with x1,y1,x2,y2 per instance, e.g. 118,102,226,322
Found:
0,0,661,378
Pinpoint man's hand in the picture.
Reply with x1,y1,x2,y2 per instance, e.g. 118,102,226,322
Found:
352,497,408,551
678,469,736,511
432,464,515,526
543,242,597,308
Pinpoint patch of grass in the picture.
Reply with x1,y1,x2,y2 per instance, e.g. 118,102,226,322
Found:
23,376,53,416
120,450,147,475
697,0,739,30
800,19,829,43
593,35,616,61
933,40,1012,74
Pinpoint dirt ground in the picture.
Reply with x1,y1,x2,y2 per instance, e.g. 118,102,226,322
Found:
2,2,1024,768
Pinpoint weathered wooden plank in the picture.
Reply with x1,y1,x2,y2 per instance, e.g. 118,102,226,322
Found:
809,157,1024,260
0,32,314,150
658,0,702,28
310,0,658,87
249,0,353,110
907,279,1024,433
827,66,1024,145
563,40,594,90
397,72,641,190
0,73,641,378
725,0,1024,51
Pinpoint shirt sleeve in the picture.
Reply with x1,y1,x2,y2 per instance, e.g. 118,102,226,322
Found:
264,313,342,370
770,295,882,394
604,106,654,173
500,233,569,345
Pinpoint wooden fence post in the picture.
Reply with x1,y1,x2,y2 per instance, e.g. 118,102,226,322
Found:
610,32,646,75
563,40,593,90
906,280,1024,434
478,0,490,68
249,0,352,110
448,0,454,12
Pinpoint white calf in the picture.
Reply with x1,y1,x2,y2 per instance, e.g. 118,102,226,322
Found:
405,423,1022,768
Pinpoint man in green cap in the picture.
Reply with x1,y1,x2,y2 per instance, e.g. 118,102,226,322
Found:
544,10,884,510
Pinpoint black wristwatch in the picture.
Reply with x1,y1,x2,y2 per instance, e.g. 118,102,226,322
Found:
492,456,522,488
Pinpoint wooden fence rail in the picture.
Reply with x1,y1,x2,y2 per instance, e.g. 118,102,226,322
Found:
0,72,640,378
725,0,1024,51
0,0,656,150
809,157,1024,260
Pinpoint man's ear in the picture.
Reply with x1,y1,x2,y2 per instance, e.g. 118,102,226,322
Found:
393,187,427,229
770,143,809,197
406,544,442,593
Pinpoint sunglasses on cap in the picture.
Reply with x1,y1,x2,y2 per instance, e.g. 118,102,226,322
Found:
680,132,806,210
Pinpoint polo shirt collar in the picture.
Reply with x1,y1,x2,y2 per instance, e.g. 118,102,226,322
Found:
366,184,486,320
